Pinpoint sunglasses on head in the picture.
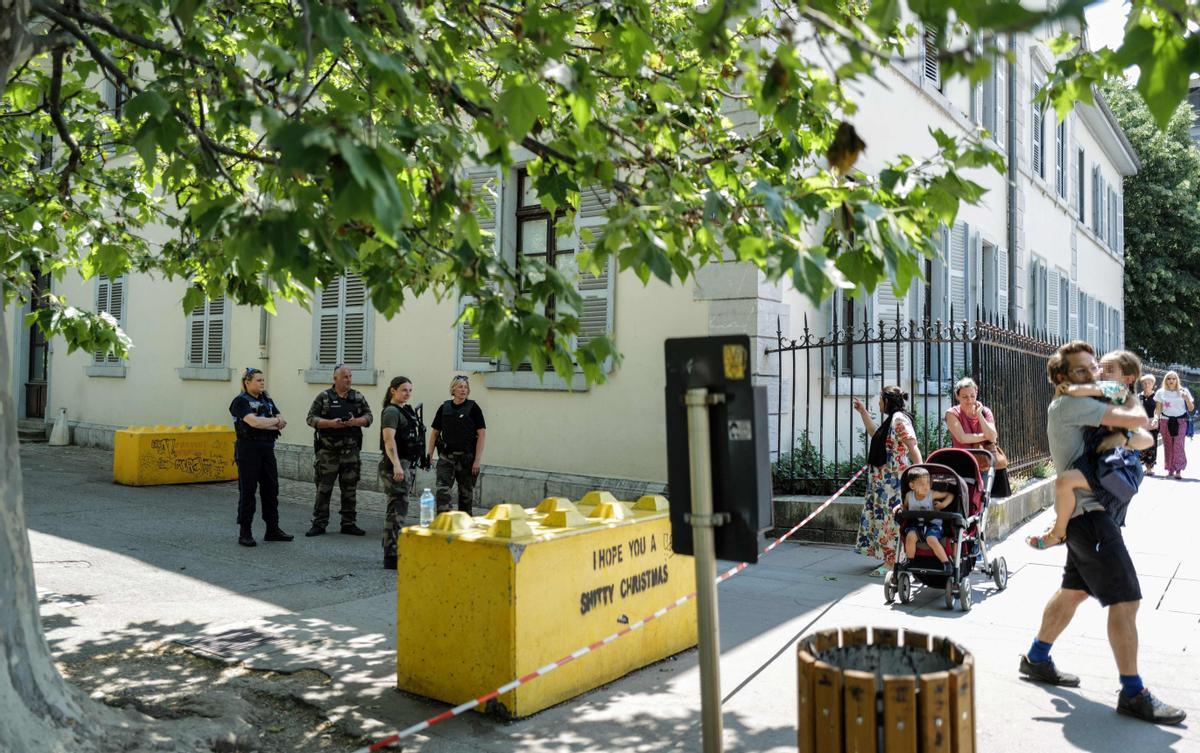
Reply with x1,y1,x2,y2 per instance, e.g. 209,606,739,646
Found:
244,367,261,377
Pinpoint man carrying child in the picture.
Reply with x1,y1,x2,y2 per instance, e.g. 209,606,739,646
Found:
1018,340,1185,725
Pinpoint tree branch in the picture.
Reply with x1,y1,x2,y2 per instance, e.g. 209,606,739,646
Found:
47,48,81,197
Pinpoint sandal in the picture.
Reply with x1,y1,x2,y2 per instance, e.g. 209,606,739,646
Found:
868,564,891,577
1026,531,1064,550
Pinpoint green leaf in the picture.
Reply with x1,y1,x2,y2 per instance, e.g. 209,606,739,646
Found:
498,82,548,139
123,91,170,123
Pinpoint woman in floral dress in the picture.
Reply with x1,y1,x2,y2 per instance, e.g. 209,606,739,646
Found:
852,386,922,577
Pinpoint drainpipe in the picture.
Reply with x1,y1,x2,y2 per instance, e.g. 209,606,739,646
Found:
258,273,270,360
1005,32,1019,328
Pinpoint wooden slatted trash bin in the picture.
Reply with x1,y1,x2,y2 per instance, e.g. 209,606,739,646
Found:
797,626,974,753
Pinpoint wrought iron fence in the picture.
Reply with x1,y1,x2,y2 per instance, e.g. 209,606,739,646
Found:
767,309,1063,496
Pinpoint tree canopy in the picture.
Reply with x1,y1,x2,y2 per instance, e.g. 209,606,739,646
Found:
0,0,1198,385
1101,79,1200,365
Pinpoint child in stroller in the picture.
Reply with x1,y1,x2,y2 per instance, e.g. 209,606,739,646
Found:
884,447,1009,611
898,467,955,575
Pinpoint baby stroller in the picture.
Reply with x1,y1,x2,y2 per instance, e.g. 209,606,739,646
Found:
883,447,1008,611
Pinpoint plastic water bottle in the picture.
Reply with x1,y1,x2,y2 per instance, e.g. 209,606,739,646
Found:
419,488,435,527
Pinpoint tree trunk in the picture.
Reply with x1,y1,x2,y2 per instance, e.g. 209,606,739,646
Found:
0,0,36,94
0,307,94,750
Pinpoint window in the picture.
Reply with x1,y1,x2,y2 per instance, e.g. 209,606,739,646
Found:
307,273,374,383
1055,120,1067,198
922,27,941,90
180,296,230,380
458,165,616,387
1091,165,1103,235
833,292,868,378
1031,82,1045,179
87,274,127,377
1076,148,1086,220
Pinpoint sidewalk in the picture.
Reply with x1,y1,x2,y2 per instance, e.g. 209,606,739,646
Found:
22,443,1200,751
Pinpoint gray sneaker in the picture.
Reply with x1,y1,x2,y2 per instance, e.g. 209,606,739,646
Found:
1018,655,1080,687
1117,689,1187,725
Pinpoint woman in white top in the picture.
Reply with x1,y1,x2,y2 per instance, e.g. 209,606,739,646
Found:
1154,371,1194,478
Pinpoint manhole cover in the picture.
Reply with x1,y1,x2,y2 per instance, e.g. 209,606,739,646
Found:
178,628,276,659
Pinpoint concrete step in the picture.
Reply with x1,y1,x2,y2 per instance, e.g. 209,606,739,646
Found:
17,420,47,443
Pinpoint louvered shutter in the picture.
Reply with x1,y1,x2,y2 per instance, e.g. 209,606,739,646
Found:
1056,121,1067,198
923,28,941,89
1114,309,1123,348
1069,281,1079,339
94,276,126,365
948,222,969,367
341,274,367,368
1047,269,1060,339
997,246,1009,324
574,185,614,356
1087,295,1098,345
457,165,503,370
874,281,907,381
94,276,112,364
206,296,225,366
1097,303,1108,351
1069,123,1080,212
316,277,342,367
187,302,206,365
994,53,1006,147
1031,84,1043,178
1117,192,1125,256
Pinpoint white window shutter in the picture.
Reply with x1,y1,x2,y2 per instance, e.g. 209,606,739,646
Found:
874,283,907,381
94,276,111,364
457,166,503,371
1069,281,1079,339
1056,121,1067,198
105,277,125,364
574,185,615,358
206,296,225,366
997,246,1009,323
923,27,941,90
316,277,342,367
1091,166,1100,231
187,302,206,366
1117,192,1125,256
949,222,969,375
994,53,1006,146
1114,309,1122,348
1087,295,1098,345
341,274,367,368
1031,84,1043,177
1047,269,1060,339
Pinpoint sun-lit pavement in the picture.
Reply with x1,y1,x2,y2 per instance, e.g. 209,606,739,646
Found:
22,443,1200,751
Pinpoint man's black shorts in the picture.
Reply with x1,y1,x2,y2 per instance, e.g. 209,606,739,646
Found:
1061,510,1142,606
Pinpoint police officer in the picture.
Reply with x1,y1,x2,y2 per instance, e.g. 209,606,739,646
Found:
427,374,486,513
230,368,293,547
379,376,427,568
305,364,373,536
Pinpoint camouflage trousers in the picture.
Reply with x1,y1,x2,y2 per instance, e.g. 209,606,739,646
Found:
379,458,415,557
311,442,361,528
435,452,476,513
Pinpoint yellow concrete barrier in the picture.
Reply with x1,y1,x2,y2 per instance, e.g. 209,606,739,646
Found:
113,424,237,485
396,493,697,718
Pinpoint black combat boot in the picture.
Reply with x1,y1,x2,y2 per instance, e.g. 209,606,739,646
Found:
264,526,294,542
238,525,257,547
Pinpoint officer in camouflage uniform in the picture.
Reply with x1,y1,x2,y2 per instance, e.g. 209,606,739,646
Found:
427,374,486,514
305,365,373,536
378,375,427,568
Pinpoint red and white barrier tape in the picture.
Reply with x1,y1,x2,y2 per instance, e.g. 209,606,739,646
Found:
356,466,868,752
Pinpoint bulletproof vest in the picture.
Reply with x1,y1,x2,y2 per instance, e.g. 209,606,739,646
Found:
234,392,279,441
318,388,361,441
437,399,478,454
380,404,423,460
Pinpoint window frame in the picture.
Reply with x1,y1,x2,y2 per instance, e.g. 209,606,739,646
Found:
305,273,376,385
86,273,128,378
178,295,232,381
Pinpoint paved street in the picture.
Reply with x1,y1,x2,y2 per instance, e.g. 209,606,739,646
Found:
22,443,1200,752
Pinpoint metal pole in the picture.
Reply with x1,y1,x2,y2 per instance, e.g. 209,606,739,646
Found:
684,387,724,753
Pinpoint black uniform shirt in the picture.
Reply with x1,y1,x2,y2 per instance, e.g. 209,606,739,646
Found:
230,392,281,441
